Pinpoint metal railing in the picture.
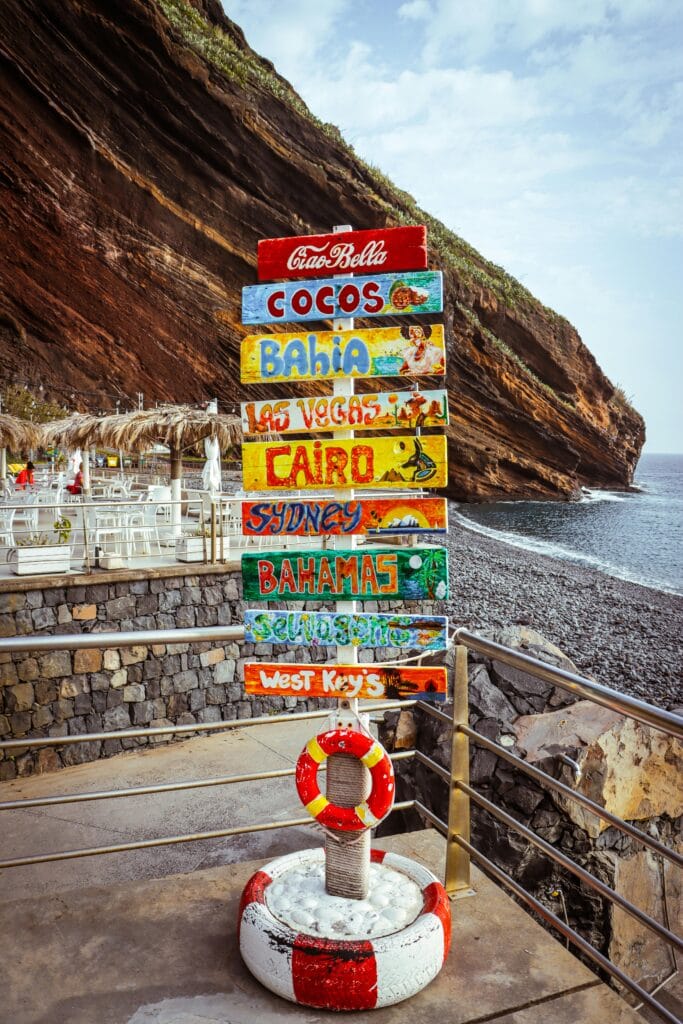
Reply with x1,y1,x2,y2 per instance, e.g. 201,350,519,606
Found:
0,623,681,1022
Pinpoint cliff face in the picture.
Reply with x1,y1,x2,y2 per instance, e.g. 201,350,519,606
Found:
0,0,645,499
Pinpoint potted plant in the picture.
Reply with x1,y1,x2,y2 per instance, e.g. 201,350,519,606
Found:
7,515,72,575
175,525,209,563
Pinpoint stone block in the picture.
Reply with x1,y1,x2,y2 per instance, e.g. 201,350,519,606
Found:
160,676,174,697
206,685,226,705
38,651,72,679
149,717,174,742
121,645,148,666
166,643,189,655
72,604,97,621
200,648,225,667
158,590,181,612
203,586,223,606
59,675,90,698
223,578,239,601
92,691,107,712
43,588,66,607
123,683,146,703
227,683,241,702
0,614,16,638
173,670,198,694
189,690,206,712
0,594,25,613
14,610,33,634
36,748,62,773
89,672,110,692
0,714,10,736
181,586,201,606
34,679,58,703
136,595,158,615
106,689,123,709
166,693,188,717
15,754,34,777
254,642,272,657
25,591,44,609
106,596,136,620
57,604,72,624
62,741,102,766
0,661,19,686
103,649,120,671
151,644,166,656
216,605,232,626
48,722,68,738
132,701,154,725
198,706,221,723
84,584,109,603
214,659,236,684
109,669,128,689
103,738,123,756
31,606,56,630
53,698,75,722
11,710,32,735
196,606,218,626
175,606,196,628
68,716,88,736
236,701,252,719
5,684,33,716
102,706,131,731
17,658,39,682
127,664,143,684
73,649,103,674
0,760,17,780
74,693,92,716
156,613,175,629
146,679,161,699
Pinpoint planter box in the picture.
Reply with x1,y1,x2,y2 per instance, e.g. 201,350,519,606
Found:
175,537,208,563
10,545,71,576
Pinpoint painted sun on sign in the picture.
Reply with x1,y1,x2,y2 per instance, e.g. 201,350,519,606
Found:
240,496,448,537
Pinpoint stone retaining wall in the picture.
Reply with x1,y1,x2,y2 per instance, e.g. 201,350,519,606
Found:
0,568,438,779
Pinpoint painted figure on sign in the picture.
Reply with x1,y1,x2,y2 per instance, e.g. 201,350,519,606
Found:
399,325,445,375
400,438,437,483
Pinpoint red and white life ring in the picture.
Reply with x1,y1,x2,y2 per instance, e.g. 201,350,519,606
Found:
238,847,451,1011
295,728,395,832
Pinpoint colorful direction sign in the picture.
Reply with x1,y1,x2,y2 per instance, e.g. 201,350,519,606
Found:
241,271,443,325
241,389,448,435
245,663,447,701
241,496,448,538
245,610,448,649
240,324,445,384
257,225,428,282
242,435,447,491
241,547,448,602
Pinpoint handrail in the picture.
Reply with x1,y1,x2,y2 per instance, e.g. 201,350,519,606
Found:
415,801,681,1024
454,628,683,739
0,624,246,655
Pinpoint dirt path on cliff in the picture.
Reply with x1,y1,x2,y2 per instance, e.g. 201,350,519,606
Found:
444,515,683,710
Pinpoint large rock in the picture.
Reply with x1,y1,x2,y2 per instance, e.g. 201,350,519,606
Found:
0,0,643,498
513,700,682,836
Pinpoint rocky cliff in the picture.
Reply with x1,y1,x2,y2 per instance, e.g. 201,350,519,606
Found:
0,0,645,498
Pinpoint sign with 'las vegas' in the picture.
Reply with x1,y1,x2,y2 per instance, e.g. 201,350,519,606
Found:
241,389,448,435
240,324,446,383
257,225,427,281
242,436,448,491
241,271,443,324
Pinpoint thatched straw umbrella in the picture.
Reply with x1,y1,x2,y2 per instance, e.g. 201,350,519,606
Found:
45,405,245,536
0,415,42,492
42,413,102,494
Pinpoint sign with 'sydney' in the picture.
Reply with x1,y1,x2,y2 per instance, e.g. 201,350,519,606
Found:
244,663,447,701
241,496,448,537
257,225,427,282
240,324,445,383
241,389,448,435
241,271,443,324
244,610,449,649
241,547,449,602
242,435,447,492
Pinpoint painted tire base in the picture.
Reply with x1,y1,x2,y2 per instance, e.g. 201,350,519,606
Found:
238,847,451,1011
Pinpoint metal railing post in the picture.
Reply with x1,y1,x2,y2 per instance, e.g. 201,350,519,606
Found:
445,644,475,897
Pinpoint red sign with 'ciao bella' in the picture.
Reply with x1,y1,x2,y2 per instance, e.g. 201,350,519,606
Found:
257,225,427,282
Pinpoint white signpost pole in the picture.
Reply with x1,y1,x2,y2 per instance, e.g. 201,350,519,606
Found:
326,224,371,899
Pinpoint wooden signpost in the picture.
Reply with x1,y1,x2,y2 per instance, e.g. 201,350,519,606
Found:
242,435,448,491
242,547,448,602
244,609,448,649
240,324,446,383
257,225,428,282
241,389,448,435
241,496,448,538
242,270,443,324
244,662,447,701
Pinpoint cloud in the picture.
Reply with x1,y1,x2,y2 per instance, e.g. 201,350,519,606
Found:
398,0,432,20
226,0,350,74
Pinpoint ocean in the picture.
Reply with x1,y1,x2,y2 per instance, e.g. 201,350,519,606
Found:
452,453,683,596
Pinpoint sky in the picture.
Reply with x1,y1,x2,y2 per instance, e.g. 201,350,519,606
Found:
226,0,682,453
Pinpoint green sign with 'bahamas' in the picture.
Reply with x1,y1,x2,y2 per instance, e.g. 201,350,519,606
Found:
241,547,448,603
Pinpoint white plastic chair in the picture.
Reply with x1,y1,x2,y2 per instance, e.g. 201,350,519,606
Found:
0,508,16,547
126,502,162,557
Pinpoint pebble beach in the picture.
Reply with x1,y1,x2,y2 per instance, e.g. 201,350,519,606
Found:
443,513,683,711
